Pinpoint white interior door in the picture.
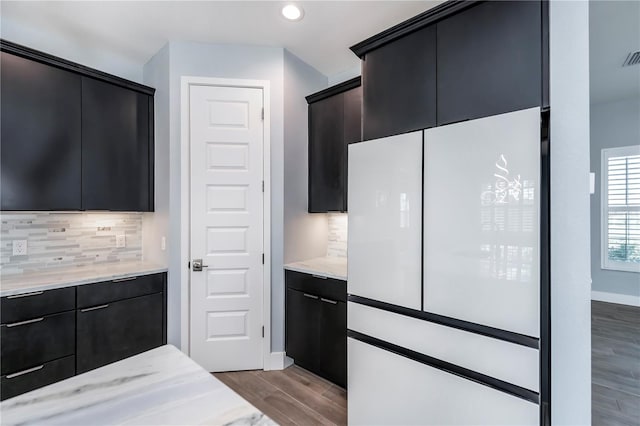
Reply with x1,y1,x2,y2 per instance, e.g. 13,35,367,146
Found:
189,84,264,372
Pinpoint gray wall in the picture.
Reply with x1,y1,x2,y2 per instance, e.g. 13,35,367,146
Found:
283,49,329,266
590,97,640,298
142,44,170,270
549,0,592,423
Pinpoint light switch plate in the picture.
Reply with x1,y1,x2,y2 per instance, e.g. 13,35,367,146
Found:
12,240,27,256
590,172,596,195
161,236,166,251
116,234,126,248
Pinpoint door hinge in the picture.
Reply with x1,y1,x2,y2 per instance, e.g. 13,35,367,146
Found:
262,326,265,338
261,108,264,121
188,261,191,270
262,253,265,264
262,180,264,192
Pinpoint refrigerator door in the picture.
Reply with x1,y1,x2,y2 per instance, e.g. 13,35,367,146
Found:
348,131,423,310
423,107,541,337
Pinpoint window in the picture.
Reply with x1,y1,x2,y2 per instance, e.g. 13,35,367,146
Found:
602,145,640,272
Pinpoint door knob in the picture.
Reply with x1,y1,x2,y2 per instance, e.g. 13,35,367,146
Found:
192,259,209,272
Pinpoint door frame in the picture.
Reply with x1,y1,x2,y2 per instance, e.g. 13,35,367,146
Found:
179,76,272,370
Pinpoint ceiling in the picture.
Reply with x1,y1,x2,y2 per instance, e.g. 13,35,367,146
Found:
0,1,443,80
590,0,640,105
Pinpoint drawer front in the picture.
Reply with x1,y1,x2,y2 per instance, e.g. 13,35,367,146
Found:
285,270,346,302
1,286,75,324
1,311,75,375
77,273,164,308
1,355,75,401
76,292,164,374
348,302,539,392
348,338,538,426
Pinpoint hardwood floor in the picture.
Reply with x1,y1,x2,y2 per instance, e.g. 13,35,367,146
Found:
215,302,639,426
214,365,347,425
592,301,640,426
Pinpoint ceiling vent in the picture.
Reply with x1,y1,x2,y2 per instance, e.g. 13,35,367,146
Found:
622,51,640,67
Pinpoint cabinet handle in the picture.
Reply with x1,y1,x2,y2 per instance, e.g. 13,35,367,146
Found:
311,275,328,280
303,293,319,300
7,291,44,299
80,304,110,313
6,365,44,379
112,276,137,283
5,317,44,328
321,298,338,305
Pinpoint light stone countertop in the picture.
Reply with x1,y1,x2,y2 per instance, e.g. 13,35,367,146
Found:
0,344,274,426
284,256,347,281
0,261,168,297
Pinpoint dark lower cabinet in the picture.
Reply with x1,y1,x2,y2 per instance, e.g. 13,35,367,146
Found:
285,271,347,388
81,77,153,211
76,292,164,374
0,51,82,210
1,355,75,401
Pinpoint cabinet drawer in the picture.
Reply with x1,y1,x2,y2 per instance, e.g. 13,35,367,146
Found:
1,286,75,324
348,338,538,425
285,270,346,302
1,355,75,401
1,311,75,375
77,273,164,308
76,292,164,374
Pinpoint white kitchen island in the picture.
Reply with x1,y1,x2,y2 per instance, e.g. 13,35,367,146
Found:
0,345,274,426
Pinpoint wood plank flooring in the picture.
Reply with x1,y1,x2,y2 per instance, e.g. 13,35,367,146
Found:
215,301,639,426
592,301,640,426
214,365,347,425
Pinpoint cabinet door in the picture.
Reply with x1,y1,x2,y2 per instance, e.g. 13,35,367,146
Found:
285,288,321,372
0,52,82,210
76,292,163,373
81,77,151,211
318,298,346,388
308,94,345,212
436,1,542,125
362,25,436,141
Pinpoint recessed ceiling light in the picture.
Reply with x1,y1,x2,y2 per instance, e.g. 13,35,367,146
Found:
282,4,304,21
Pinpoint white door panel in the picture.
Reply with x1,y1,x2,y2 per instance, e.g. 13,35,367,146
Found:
347,131,423,309
424,107,541,337
348,301,539,392
189,85,264,371
348,338,539,426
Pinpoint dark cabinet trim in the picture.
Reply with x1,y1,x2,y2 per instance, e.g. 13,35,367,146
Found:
305,76,361,104
0,39,155,96
350,1,480,58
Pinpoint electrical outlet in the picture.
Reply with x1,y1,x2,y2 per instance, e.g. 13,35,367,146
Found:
161,236,166,251
116,234,126,248
12,240,27,256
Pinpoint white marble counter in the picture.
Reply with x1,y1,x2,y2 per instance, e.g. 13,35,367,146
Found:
0,345,274,426
0,261,168,297
284,256,347,281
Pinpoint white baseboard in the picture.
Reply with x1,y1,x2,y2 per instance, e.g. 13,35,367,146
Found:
592,290,640,307
265,352,294,371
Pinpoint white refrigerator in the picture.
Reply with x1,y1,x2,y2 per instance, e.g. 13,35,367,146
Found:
347,107,544,425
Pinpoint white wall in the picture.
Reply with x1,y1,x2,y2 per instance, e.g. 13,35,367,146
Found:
590,97,640,299
0,18,143,83
549,1,592,424
328,64,362,86
142,44,170,268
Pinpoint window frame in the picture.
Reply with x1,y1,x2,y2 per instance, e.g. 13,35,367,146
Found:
601,144,640,273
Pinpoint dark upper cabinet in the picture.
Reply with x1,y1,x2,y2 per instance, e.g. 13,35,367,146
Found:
307,78,361,213
0,40,154,212
0,51,82,210
361,25,436,141
436,1,542,125
81,77,153,211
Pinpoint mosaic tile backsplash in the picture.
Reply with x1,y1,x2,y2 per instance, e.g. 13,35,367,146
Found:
0,212,143,276
327,213,348,258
